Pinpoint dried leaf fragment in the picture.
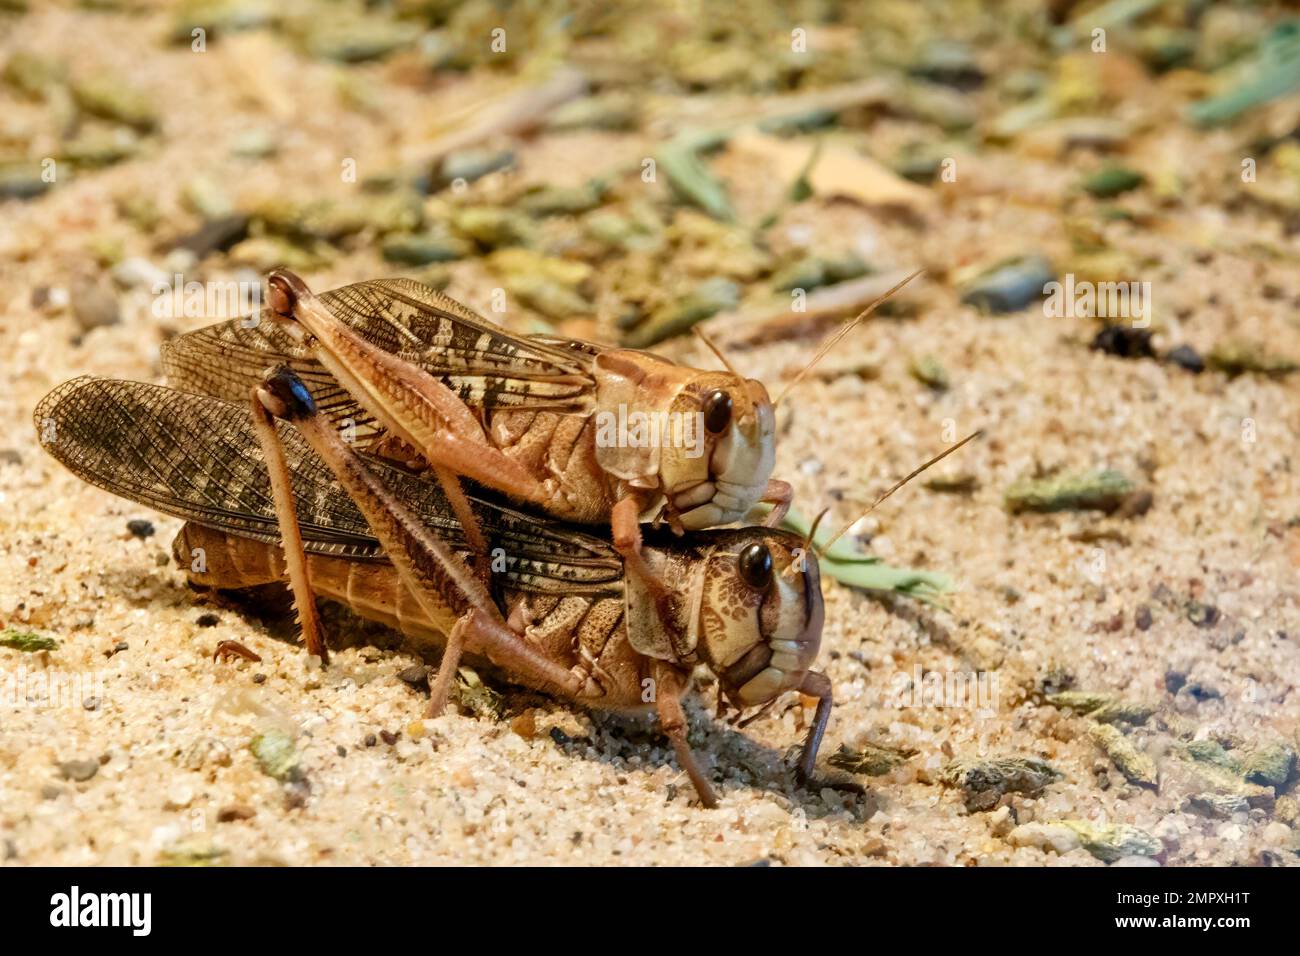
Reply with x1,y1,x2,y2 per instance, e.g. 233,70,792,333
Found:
942,756,1062,810
0,628,58,652
1004,469,1137,514
1088,723,1157,788
829,742,915,776
250,729,302,783
730,131,934,210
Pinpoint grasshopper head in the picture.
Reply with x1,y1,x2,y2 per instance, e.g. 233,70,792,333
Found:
695,530,823,708
662,372,775,529
593,351,775,529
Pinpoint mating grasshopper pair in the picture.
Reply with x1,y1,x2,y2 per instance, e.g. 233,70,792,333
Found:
37,269,921,806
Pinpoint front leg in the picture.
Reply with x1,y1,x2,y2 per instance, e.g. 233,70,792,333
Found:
760,479,793,528
795,670,833,781
651,660,718,808
792,670,861,795
610,494,678,633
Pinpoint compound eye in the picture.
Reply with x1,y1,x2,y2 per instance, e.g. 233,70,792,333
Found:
703,389,733,434
737,543,773,590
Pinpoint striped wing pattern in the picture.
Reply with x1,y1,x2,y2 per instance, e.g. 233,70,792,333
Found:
159,278,599,441
35,377,623,597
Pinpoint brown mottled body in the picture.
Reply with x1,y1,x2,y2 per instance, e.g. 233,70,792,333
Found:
489,410,613,525
180,523,643,707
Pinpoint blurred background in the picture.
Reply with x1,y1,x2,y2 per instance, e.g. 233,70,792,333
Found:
3,0,1299,352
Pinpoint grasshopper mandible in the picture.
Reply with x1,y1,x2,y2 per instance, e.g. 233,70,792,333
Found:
159,269,917,632
36,374,831,807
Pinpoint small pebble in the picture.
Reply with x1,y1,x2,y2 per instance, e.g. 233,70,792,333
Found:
510,710,538,739
452,767,476,788
861,836,888,857
283,779,310,810
1165,344,1205,373
111,256,169,290
988,805,1015,837
1243,743,1296,787
58,759,100,782
171,214,251,258
961,255,1055,314
1090,325,1155,359
397,664,429,687
1262,822,1292,846
216,804,256,823
1082,165,1145,198
70,278,121,332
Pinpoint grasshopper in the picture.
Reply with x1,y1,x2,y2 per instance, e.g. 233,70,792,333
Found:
159,269,917,634
36,373,831,808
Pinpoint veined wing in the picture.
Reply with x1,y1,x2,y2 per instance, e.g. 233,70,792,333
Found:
34,377,622,596
160,279,599,438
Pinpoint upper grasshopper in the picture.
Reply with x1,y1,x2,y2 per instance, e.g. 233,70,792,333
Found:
160,268,915,631
36,374,831,807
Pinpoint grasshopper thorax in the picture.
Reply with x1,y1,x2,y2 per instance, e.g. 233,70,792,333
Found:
592,350,775,530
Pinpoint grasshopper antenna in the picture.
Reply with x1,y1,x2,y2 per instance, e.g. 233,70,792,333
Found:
774,267,924,407
803,506,831,553
782,505,832,580
816,429,983,557
692,325,741,378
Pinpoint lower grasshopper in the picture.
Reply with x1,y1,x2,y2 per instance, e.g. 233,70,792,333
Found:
36,373,830,807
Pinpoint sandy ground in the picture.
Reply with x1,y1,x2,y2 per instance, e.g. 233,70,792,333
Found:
2,3,1299,866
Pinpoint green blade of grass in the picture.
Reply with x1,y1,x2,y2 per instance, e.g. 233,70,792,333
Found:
767,506,954,604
